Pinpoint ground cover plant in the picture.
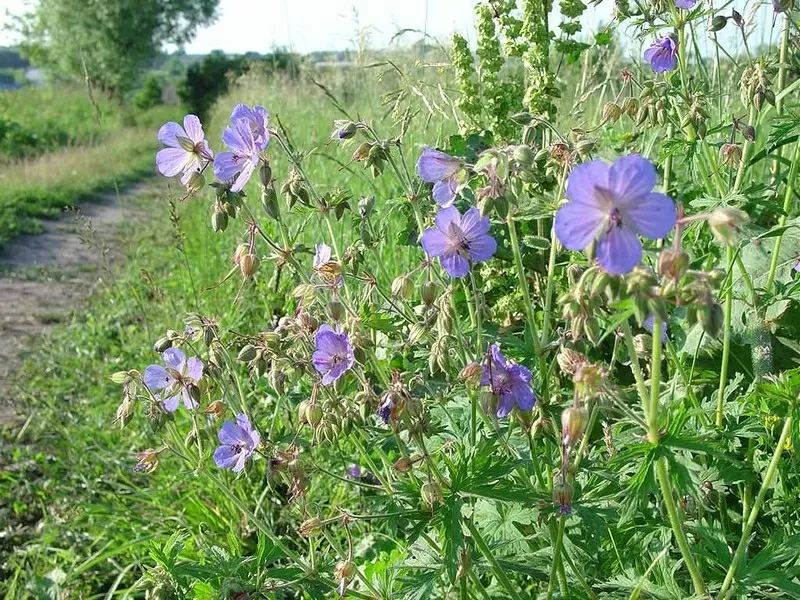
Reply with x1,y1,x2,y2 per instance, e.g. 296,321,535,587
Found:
3,0,800,598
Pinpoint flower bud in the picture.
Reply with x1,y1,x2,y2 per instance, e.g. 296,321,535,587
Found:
394,456,414,472
239,253,259,279
421,281,438,307
307,404,323,427
557,347,587,377
732,8,744,27
211,208,228,232
699,302,725,338
657,247,689,279
621,96,639,118
720,143,743,167
259,162,273,187
153,336,172,353
332,120,358,140
335,560,356,581
203,400,226,418
601,102,622,124
553,479,574,515
576,139,596,157
709,15,728,32
391,275,414,300
561,405,589,448
510,112,533,125
353,142,372,162
458,362,483,388
184,170,205,193
327,299,346,322
237,344,258,362
512,145,536,167
708,207,749,246
261,185,279,220
133,448,160,473
480,390,498,415
421,481,443,509
740,124,756,142
299,517,323,537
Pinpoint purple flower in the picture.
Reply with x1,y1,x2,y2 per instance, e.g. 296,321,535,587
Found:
143,348,203,412
644,315,668,343
481,344,535,418
675,0,697,8
312,325,355,385
156,115,213,185
213,118,261,192
416,146,467,207
420,206,497,278
794,259,800,272
213,413,260,472
554,155,677,275
230,103,269,151
644,35,678,73
313,243,343,287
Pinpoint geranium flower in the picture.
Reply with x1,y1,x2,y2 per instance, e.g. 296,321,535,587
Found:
313,242,343,287
420,206,497,278
214,118,261,192
554,155,677,275
416,146,468,207
675,0,697,8
156,115,213,185
143,348,203,412
312,325,355,385
644,35,678,73
481,344,535,418
230,103,269,151
213,413,260,472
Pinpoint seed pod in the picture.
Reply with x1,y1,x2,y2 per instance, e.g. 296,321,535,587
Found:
709,15,728,32
299,517,323,537
561,405,589,448
621,96,639,118
153,336,172,353
576,139,596,157
394,456,414,472
353,142,372,162
421,481,443,509
480,390,498,415
459,362,483,388
259,162,273,186
211,209,228,232
327,299,346,322
601,102,622,124
512,145,536,167
584,316,602,347
391,275,414,300
239,253,259,279
335,560,356,582
261,185,279,220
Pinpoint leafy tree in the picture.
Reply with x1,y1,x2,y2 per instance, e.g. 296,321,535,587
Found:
133,74,164,110
13,0,219,98
178,50,247,119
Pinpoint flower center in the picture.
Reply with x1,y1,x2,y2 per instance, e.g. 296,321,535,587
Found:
230,443,243,455
446,222,470,255
609,207,623,229
491,369,511,394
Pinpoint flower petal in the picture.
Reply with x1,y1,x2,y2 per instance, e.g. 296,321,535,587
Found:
213,445,240,469
183,115,204,144
181,388,198,410
496,393,515,418
162,348,186,370
213,152,239,182
596,225,643,275
554,201,606,251
467,234,497,263
510,381,535,411
440,252,470,278
434,205,462,231
432,179,457,207
623,192,677,239
609,155,657,203
460,207,490,237
218,420,244,445
144,365,172,390
230,159,256,192
416,147,461,182
565,160,609,205
158,121,184,147
420,227,450,258
156,147,191,177
232,452,250,472
161,394,180,413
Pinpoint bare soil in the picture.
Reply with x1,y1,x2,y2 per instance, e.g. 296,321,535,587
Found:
0,180,161,424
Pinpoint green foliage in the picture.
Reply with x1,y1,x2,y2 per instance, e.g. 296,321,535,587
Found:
178,51,248,119
133,74,164,110
14,0,219,96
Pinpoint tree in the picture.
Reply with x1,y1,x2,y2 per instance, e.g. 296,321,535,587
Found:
14,0,219,98
178,50,247,119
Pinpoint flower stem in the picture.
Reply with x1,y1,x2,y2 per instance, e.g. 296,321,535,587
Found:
716,416,793,600
716,245,735,427
465,519,524,600
506,209,549,403
547,516,567,599
647,315,707,597
540,167,568,346
765,138,800,292
621,321,649,420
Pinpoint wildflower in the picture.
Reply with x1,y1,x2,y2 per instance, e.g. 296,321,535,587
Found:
644,315,668,343
331,120,358,140
313,243,343,286
312,325,355,385
421,206,497,278
214,118,261,192
416,146,468,207
554,155,677,275
156,115,213,185
481,344,535,418
213,413,260,472
794,260,800,272
553,478,574,515
143,348,203,412
675,0,697,8
230,103,269,151
644,35,678,73
133,449,160,473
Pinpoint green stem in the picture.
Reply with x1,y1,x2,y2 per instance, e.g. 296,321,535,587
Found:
716,416,793,600
466,520,524,600
716,246,735,427
647,315,663,441
770,15,791,184
547,516,567,599
506,209,549,403
765,139,800,292
540,168,568,345
621,321,650,420
733,106,758,193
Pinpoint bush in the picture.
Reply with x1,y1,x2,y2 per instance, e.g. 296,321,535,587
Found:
133,74,164,110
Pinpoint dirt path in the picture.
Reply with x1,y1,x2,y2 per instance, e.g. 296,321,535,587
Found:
0,180,161,424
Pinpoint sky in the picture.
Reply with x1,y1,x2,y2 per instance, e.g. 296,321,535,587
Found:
0,0,778,56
